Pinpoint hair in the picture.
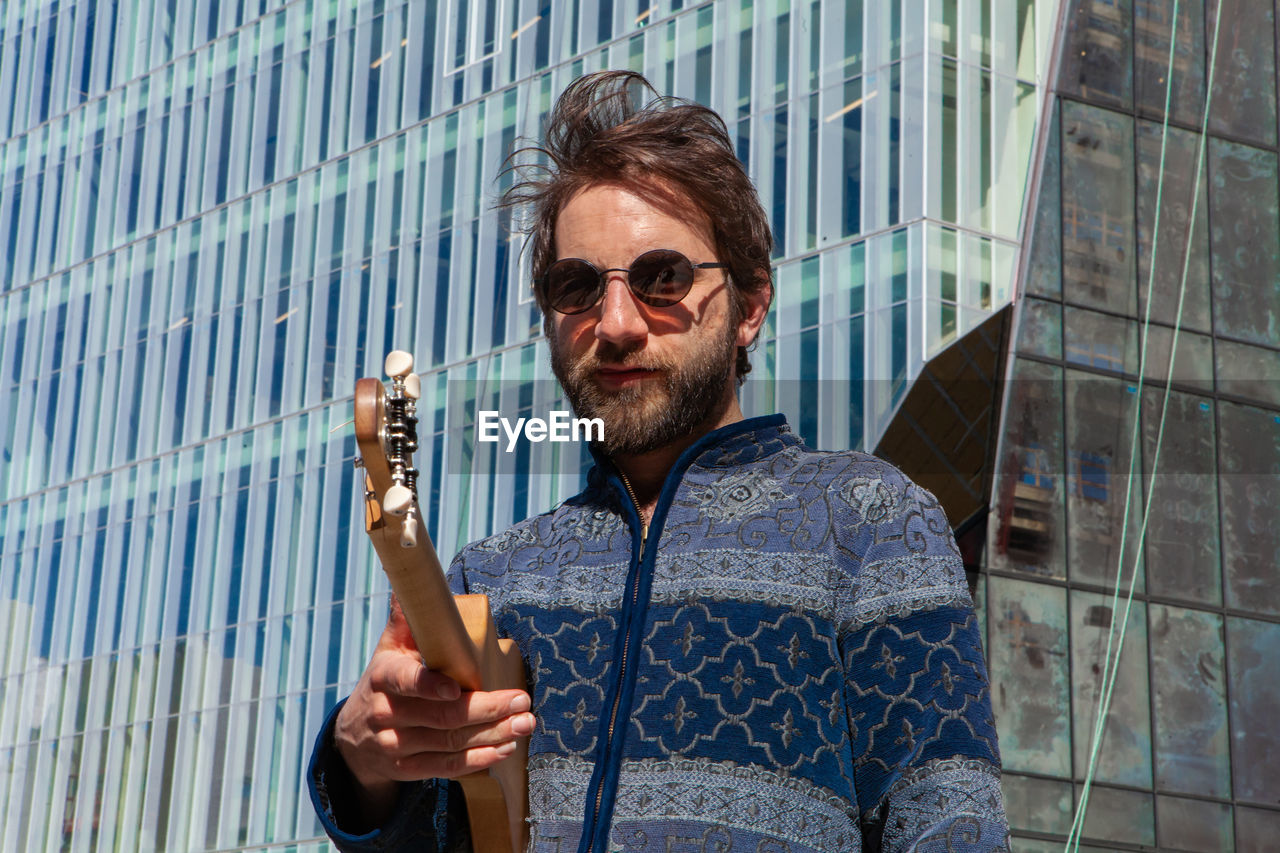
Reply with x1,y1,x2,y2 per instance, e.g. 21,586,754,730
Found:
499,70,774,381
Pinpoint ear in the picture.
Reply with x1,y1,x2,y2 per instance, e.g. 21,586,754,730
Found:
734,274,772,348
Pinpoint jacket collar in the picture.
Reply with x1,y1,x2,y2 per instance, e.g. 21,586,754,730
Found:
584,413,798,493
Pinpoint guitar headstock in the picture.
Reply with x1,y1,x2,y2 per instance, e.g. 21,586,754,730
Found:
354,350,423,548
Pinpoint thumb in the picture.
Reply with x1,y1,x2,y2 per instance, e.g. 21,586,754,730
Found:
376,594,421,655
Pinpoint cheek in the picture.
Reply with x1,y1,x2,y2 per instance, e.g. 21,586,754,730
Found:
551,315,596,352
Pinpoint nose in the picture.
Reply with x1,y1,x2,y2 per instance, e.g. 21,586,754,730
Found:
594,273,649,348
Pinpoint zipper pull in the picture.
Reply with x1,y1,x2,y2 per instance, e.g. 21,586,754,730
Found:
617,469,648,558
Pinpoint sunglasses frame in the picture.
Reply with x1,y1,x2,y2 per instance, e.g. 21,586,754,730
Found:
535,249,728,315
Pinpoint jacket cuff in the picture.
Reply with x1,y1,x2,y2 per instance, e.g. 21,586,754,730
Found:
307,697,448,849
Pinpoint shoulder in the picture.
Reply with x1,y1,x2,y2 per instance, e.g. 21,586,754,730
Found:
781,447,968,620
696,442,955,561
450,485,615,579
768,444,942,524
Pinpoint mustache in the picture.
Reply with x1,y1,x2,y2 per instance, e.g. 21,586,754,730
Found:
575,343,669,372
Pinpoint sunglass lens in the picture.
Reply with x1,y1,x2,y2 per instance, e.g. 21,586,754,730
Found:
546,259,601,314
630,250,693,306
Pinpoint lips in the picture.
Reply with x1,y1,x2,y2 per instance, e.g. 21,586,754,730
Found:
595,366,660,387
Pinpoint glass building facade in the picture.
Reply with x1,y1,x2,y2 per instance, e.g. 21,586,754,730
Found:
4,0,1273,851
981,1,1280,850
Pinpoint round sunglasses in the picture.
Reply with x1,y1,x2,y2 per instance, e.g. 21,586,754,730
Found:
536,249,728,315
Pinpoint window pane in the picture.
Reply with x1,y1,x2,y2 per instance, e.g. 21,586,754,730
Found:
1156,795,1233,852
939,58,957,222
1076,783,1154,847
1217,401,1280,617
1061,102,1135,314
928,225,958,349
987,577,1071,776
1215,338,1280,410
1015,297,1062,360
841,77,863,239
1007,841,1061,853
1135,0,1204,124
1149,604,1229,796
837,240,865,319
1236,805,1280,853
1025,102,1061,299
1207,0,1277,146
1015,0,1037,80
1136,121,1210,332
842,0,863,78
1071,590,1151,787
843,313,864,450
988,358,1066,578
1141,324,1214,393
1064,372,1144,589
1001,773,1071,837
1064,307,1138,375
1142,389,1220,604
1058,0,1133,109
1209,139,1280,346
931,0,957,56
1226,616,1280,803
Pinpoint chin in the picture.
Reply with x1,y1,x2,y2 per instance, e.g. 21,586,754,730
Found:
587,383,671,425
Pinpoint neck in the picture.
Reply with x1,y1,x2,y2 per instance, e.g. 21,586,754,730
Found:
610,389,745,523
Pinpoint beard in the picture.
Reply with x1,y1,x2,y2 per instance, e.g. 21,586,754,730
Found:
550,317,739,457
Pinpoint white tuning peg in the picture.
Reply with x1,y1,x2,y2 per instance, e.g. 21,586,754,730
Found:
403,372,421,400
383,484,414,517
400,522,418,549
384,350,414,378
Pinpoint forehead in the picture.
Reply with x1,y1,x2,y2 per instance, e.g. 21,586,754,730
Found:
553,182,716,260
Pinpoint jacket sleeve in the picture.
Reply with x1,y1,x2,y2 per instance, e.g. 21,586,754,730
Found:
306,698,474,852
304,696,476,845
306,553,478,851
837,474,1009,853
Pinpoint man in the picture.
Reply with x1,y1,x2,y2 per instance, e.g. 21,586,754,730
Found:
309,71,1008,852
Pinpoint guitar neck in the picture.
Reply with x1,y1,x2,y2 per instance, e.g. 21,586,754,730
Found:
364,501,484,691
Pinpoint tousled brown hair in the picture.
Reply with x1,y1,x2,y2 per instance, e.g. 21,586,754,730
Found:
500,70,773,380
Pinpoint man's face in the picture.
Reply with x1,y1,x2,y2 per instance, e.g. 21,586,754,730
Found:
546,183,754,456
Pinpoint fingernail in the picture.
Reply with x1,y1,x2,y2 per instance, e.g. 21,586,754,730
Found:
436,680,460,700
496,741,517,757
509,693,531,713
511,713,535,735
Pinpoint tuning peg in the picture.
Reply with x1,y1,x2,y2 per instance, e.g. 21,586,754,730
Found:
403,372,421,400
384,484,414,517
385,350,414,378
400,521,418,548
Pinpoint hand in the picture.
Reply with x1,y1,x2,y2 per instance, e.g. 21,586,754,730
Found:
332,596,534,824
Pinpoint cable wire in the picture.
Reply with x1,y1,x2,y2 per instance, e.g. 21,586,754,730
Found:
1063,3,1224,849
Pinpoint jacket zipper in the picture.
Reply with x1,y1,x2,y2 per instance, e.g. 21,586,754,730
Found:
584,471,646,853
617,470,648,553
574,415,785,853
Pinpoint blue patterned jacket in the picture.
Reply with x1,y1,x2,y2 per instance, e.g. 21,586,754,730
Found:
309,414,1008,852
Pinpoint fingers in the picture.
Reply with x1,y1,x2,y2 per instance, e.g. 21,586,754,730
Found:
336,685,534,784
391,741,520,780
390,687,531,730
369,656,463,701
336,616,535,788
368,651,529,721
414,667,462,700
356,692,534,782
377,706,536,755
